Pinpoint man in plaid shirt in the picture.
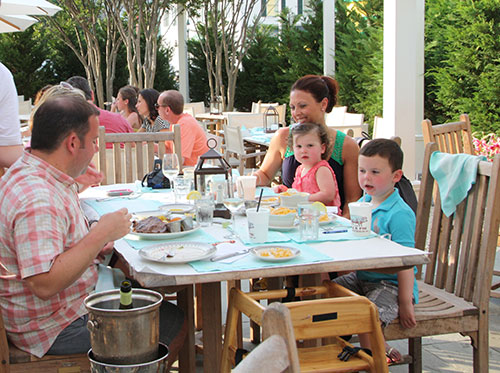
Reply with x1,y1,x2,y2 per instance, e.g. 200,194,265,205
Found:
0,95,132,357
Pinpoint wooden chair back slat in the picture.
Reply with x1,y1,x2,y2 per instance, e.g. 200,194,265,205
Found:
418,143,500,310
421,114,474,155
97,125,182,185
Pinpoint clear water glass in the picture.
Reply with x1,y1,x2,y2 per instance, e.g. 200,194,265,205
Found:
162,153,180,186
223,197,244,238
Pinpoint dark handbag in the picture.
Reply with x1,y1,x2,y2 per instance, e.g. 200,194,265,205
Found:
142,159,170,189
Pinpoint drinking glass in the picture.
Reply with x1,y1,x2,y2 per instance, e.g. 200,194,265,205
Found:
223,197,244,239
173,176,193,203
162,153,180,187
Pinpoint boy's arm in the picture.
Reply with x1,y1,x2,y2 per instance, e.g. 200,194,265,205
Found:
397,268,416,329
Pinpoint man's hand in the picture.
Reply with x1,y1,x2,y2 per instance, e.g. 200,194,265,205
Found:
75,162,103,192
92,208,132,244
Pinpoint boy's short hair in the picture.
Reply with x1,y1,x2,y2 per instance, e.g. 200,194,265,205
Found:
359,138,403,171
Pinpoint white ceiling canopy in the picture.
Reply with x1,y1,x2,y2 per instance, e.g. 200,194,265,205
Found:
0,0,61,16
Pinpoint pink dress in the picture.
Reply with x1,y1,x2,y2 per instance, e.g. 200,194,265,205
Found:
292,160,342,209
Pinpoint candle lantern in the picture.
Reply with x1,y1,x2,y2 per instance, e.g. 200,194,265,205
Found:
264,105,280,133
194,138,232,196
210,95,223,114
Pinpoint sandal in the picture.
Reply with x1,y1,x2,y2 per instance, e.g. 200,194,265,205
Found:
385,346,401,365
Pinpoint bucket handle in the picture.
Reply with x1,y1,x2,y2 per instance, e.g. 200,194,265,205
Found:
87,319,99,332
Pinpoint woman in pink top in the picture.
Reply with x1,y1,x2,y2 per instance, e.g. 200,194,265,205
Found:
278,122,341,210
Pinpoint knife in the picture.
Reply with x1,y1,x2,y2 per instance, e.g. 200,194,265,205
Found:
210,248,250,262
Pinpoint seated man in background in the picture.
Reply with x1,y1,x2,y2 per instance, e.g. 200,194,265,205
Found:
66,76,134,135
0,95,185,368
158,90,208,166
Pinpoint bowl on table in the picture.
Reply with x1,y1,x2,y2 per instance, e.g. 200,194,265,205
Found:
269,207,297,228
279,189,309,208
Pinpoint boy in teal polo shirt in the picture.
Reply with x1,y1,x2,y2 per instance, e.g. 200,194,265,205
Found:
333,138,417,364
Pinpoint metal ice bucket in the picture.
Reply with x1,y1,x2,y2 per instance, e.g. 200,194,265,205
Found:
85,288,162,365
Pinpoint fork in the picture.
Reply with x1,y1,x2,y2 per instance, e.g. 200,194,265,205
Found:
96,192,142,202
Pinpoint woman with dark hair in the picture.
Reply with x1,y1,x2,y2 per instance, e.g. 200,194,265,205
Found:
115,85,141,130
136,88,170,133
254,75,362,217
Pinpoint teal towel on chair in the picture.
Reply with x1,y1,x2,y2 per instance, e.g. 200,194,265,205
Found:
429,151,486,217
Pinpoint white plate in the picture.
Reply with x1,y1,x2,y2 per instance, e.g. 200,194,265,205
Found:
159,203,195,214
251,245,300,262
319,216,337,226
139,241,216,263
269,224,297,231
127,225,200,240
132,210,171,219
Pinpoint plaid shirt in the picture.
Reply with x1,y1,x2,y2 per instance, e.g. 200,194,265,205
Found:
0,151,97,358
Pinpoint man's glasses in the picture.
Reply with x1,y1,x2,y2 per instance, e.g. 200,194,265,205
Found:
154,103,167,109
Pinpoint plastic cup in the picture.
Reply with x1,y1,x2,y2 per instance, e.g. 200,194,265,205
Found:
237,176,257,201
348,202,373,236
246,207,270,243
298,205,319,241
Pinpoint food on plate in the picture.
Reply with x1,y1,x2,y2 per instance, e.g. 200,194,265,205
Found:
258,247,293,258
319,214,330,222
279,190,298,197
132,215,192,233
270,207,296,215
260,196,279,204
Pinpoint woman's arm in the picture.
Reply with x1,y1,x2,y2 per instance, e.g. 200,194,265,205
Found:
340,135,362,218
253,128,289,186
309,165,337,205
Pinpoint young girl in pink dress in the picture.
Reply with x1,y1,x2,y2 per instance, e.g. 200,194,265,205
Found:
276,122,341,210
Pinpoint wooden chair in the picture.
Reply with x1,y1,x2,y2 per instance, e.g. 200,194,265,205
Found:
222,282,388,373
327,110,367,137
226,112,265,129
97,125,182,185
422,115,500,298
183,101,206,117
383,142,500,372
0,311,90,373
422,113,474,155
325,105,347,126
232,303,300,373
223,124,266,175
252,102,287,126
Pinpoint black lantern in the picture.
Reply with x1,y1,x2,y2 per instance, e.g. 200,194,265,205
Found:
194,138,232,196
264,105,280,133
210,95,223,114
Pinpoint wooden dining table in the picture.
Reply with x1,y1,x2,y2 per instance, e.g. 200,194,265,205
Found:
80,184,429,373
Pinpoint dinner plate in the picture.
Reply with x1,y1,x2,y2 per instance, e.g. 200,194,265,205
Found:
159,203,195,214
258,196,280,207
127,225,200,240
251,245,300,262
132,210,170,219
319,214,337,226
139,241,216,264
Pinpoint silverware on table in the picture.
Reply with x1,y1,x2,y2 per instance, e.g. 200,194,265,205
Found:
210,248,251,262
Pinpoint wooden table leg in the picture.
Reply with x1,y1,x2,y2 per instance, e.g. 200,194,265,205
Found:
177,285,196,373
202,282,222,373
195,283,203,331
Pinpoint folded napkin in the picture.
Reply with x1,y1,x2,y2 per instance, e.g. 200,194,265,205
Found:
429,151,486,217
189,243,332,273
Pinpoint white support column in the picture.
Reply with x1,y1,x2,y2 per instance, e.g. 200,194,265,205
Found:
414,0,425,178
382,0,421,180
177,5,189,102
323,0,335,77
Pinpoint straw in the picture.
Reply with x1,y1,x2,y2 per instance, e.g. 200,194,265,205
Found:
256,188,264,212
363,190,366,202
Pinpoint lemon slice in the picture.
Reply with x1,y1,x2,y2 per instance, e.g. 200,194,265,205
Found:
310,201,327,214
186,190,202,200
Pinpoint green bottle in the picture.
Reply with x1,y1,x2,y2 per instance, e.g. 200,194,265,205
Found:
119,280,133,309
